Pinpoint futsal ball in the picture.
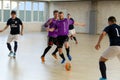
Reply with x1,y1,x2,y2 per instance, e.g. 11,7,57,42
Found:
65,62,71,71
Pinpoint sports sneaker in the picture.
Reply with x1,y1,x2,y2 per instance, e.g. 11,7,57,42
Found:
13,53,16,58
61,59,66,64
8,51,13,57
99,78,107,80
67,54,72,61
52,54,58,59
41,56,45,63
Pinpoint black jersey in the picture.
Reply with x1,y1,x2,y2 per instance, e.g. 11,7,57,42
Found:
69,18,74,30
7,17,23,35
103,24,120,46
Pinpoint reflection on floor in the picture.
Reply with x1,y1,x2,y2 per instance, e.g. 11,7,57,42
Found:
0,32,120,80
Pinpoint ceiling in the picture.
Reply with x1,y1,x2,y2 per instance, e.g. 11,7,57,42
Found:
17,0,120,1
18,0,84,1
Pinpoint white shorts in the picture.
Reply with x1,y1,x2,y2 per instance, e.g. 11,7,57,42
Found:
102,46,120,60
7,34,19,43
69,29,76,35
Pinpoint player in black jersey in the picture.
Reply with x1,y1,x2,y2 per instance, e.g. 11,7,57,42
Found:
0,11,24,58
95,16,120,80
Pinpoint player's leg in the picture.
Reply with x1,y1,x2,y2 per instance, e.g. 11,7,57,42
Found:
58,48,65,64
7,35,13,57
13,35,19,58
57,36,65,64
99,57,108,80
64,42,72,61
41,37,53,63
99,46,119,80
7,43,13,56
116,47,120,61
13,41,18,58
73,36,78,44
64,36,72,61
69,30,73,40
41,46,52,57
72,29,78,44
51,38,58,59
52,47,58,59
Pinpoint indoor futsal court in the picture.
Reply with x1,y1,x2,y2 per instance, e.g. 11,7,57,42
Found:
0,0,120,80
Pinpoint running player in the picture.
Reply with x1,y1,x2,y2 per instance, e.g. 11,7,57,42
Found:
95,16,120,80
0,11,24,58
50,12,74,64
67,13,85,44
41,10,59,63
67,13,78,44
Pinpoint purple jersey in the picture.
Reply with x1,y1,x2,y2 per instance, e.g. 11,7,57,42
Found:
44,18,58,38
56,18,74,36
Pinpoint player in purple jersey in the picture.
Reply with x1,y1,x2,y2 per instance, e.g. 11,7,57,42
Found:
41,10,59,63
67,13,85,44
57,12,74,64
50,11,74,64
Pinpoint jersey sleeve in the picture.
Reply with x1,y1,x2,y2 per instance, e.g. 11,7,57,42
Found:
6,19,11,26
68,19,74,25
19,19,23,25
103,26,109,33
44,19,52,28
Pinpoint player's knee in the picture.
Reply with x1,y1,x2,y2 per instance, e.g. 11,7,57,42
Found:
99,56,108,62
65,43,69,48
58,48,62,53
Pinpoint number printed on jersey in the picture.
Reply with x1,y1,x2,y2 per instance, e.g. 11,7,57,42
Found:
115,28,120,37
63,22,66,33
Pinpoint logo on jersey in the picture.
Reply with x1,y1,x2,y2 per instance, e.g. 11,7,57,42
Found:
11,24,17,28
15,21,17,24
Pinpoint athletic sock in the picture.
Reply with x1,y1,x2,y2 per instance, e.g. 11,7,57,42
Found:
73,37,77,42
52,47,58,55
59,53,65,60
7,43,12,52
14,41,18,53
66,47,70,56
99,61,107,79
42,46,51,57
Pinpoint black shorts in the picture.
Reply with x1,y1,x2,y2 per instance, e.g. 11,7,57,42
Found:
57,36,69,48
48,37,57,46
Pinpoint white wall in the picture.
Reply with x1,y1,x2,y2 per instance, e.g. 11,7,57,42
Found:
49,1,91,33
0,22,43,34
97,1,120,34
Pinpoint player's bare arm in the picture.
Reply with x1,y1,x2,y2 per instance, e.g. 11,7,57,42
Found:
46,19,53,27
0,25,9,32
74,22,86,27
47,28,55,32
20,24,24,35
95,32,107,50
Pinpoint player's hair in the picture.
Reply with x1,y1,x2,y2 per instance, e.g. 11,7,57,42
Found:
53,10,59,14
67,13,71,16
59,11,64,14
11,10,16,14
108,16,116,22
